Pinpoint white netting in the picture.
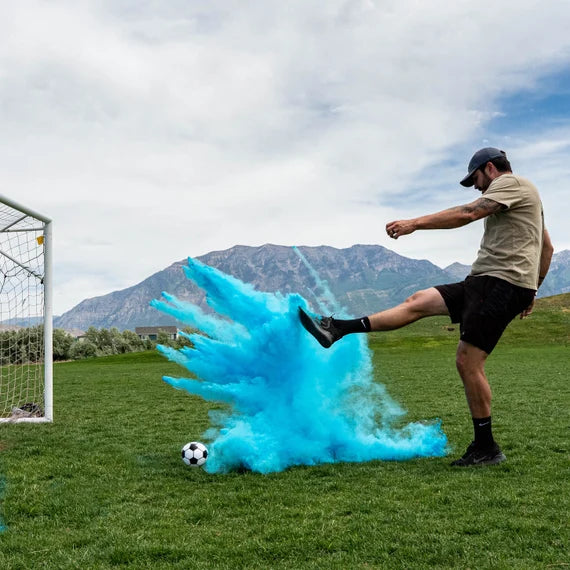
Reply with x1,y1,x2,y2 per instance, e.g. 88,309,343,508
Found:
0,202,46,419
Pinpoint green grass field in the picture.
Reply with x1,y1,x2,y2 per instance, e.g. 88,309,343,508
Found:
0,296,568,569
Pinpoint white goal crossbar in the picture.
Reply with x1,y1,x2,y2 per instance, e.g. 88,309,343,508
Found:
0,195,53,423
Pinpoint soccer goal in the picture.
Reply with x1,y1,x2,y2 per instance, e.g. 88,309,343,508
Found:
0,195,52,423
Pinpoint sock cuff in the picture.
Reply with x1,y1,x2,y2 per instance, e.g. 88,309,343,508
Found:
331,316,371,335
472,416,491,427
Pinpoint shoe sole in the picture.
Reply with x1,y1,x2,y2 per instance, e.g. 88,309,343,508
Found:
298,307,333,348
451,452,507,467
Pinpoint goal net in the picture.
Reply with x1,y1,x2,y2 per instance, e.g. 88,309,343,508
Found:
0,196,52,423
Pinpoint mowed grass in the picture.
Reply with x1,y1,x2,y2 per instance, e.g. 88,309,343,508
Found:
0,297,568,569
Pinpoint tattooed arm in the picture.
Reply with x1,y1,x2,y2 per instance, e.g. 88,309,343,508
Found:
386,198,505,239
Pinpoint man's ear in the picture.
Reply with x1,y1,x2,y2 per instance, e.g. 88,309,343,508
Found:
482,161,495,177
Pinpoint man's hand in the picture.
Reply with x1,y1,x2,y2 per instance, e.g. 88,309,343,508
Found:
520,298,535,319
386,219,417,240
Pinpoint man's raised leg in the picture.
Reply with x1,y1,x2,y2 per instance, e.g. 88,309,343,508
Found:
367,287,449,331
298,287,449,348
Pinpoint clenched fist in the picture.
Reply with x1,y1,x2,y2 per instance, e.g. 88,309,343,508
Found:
386,219,417,239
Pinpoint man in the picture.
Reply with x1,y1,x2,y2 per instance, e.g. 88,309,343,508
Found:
299,147,554,467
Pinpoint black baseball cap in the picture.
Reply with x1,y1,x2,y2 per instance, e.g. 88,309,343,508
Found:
460,147,506,187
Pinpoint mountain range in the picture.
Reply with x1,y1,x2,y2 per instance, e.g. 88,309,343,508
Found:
53,244,570,331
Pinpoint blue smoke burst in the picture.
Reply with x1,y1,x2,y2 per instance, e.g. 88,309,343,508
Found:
151,253,447,474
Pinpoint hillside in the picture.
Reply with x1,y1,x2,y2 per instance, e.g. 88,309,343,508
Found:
535,291,570,309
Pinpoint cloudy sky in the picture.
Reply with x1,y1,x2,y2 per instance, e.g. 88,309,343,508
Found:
1,0,569,315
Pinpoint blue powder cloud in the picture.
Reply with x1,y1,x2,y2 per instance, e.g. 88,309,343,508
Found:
151,253,447,474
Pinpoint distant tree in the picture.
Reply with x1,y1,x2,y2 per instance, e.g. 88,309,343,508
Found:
119,329,145,353
96,328,115,355
0,327,44,364
83,327,100,351
108,328,124,354
157,330,174,347
53,329,73,361
84,326,99,343
69,339,97,360
61,326,166,360
15,326,43,364
0,330,16,365
79,326,129,356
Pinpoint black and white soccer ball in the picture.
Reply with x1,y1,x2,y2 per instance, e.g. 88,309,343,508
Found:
181,442,208,467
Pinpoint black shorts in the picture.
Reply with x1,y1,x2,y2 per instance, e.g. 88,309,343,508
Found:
434,275,535,354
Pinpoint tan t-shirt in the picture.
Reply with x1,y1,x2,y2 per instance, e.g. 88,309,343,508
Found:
470,174,543,290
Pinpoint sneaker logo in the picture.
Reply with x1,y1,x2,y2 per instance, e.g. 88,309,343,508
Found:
477,421,490,427
472,456,488,464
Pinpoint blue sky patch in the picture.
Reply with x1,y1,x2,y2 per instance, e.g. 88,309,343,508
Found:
490,67,570,133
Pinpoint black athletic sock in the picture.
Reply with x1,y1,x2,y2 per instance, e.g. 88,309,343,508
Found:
332,316,371,336
472,416,494,448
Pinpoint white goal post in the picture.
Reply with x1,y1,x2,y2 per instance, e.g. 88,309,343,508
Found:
0,195,53,423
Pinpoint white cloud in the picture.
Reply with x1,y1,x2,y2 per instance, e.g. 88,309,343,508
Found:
1,0,569,314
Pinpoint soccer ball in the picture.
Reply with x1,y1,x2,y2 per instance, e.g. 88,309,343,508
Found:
181,442,208,467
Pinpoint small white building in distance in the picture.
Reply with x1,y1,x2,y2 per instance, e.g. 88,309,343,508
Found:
135,326,178,341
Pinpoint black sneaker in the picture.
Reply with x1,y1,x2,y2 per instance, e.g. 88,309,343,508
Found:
298,307,342,348
450,441,506,467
